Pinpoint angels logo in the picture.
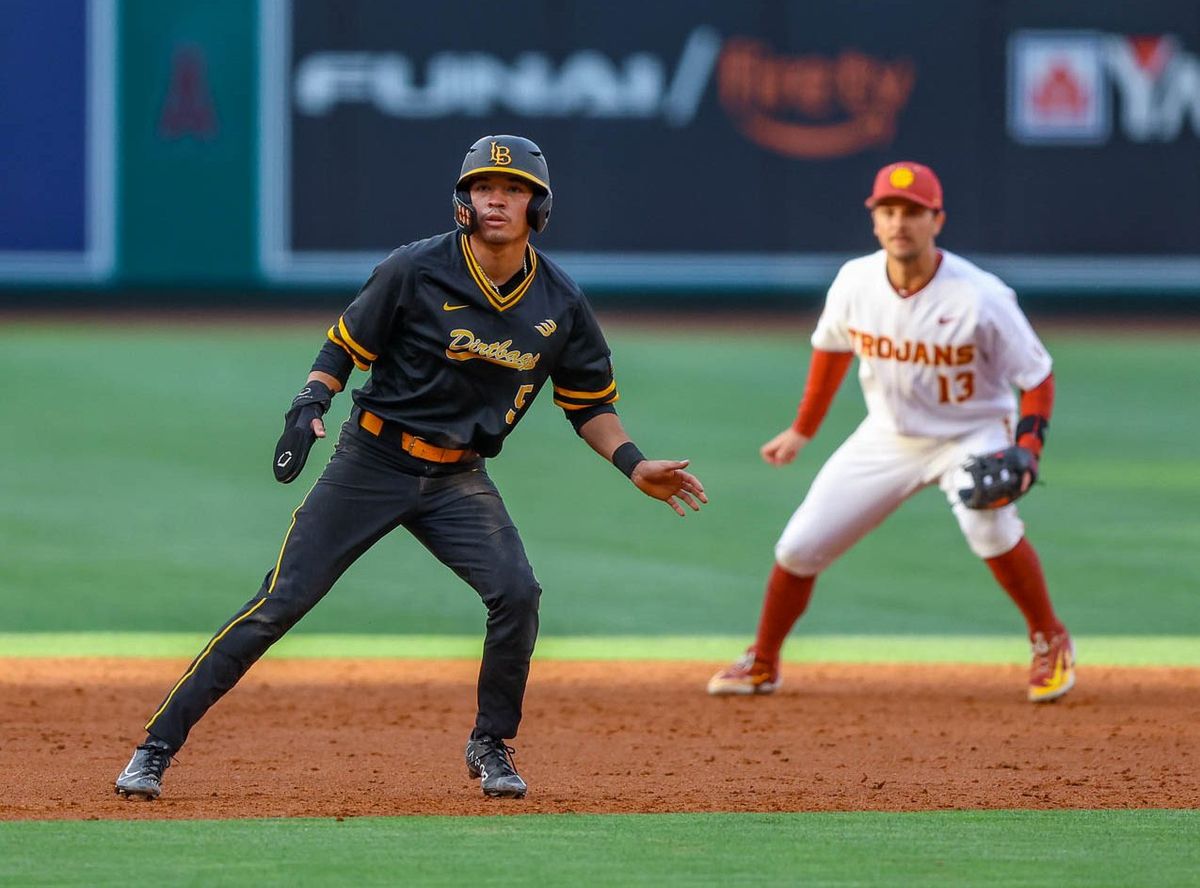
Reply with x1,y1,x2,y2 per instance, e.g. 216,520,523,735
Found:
159,45,218,140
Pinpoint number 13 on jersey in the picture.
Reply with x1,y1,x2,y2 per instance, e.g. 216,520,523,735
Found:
938,371,975,404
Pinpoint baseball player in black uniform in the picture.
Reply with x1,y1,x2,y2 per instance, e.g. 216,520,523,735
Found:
115,135,707,801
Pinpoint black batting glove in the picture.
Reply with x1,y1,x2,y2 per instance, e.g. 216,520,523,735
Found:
272,380,334,483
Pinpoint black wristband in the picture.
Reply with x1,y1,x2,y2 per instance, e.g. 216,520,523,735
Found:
1015,414,1049,444
289,379,334,417
612,441,646,478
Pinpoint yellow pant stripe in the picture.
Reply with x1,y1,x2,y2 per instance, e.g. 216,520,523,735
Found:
144,491,311,733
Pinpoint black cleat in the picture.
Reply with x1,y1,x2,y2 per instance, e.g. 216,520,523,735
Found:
114,739,173,800
465,736,527,799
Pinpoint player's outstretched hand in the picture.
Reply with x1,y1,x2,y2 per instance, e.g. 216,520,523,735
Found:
631,459,708,517
760,428,810,466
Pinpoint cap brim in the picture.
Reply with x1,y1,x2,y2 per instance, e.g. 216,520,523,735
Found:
865,189,940,210
457,167,550,193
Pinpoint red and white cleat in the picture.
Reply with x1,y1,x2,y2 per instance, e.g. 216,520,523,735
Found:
707,650,780,696
1028,630,1076,703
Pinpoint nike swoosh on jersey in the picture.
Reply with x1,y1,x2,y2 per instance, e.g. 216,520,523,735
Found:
443,302,469,312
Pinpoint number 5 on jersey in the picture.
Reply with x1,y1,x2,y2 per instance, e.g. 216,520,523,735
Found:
506,384,536,424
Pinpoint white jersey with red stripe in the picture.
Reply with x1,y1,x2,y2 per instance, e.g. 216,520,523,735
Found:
811,249,1052,439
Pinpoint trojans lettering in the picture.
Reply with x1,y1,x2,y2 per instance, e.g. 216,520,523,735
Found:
846,327,974,366
446,328,540,371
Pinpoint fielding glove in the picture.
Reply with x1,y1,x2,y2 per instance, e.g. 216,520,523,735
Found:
958,445,1037,510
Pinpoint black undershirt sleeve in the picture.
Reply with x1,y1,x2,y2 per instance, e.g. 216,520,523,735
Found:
566,402,618,434
311,338,355,387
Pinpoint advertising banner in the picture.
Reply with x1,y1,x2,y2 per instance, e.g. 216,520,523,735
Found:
118,0,258,283
261,0,1200,293
0,0,115,282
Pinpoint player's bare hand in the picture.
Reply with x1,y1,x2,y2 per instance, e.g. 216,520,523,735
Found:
631,459,708,517
312,417,326,439
760,428,809,466
1020,451,1038,493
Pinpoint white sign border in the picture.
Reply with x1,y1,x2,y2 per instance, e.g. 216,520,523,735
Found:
0,0,116,282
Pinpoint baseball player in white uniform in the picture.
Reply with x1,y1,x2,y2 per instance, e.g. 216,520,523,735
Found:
708,161,1074,703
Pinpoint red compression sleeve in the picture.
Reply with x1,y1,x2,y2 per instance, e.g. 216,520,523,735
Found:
985,538,1063,638
792,349,854,437
1017,373,1055,458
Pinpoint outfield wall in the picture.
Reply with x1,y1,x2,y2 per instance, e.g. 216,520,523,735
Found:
2,0,1199,301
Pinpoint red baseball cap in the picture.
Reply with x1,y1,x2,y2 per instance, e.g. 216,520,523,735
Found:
865,161,943,211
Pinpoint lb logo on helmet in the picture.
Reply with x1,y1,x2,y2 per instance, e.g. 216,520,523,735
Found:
452,134,553,235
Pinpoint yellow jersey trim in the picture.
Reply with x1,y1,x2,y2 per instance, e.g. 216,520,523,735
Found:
460,235,538,312
337,317,378,362
327,326,370,371
553,380,617,401
554,392,620,410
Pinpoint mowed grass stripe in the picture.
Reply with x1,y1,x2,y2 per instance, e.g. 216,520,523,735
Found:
2,325,1197,638
1,632,1198,665
0,811,1196,887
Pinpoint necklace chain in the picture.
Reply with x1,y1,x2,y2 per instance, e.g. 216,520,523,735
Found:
481,252,529,293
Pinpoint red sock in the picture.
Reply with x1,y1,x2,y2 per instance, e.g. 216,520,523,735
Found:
753,565,815,664
985,538,1063,637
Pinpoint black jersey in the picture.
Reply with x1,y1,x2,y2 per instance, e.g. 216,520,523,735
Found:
324,231,618,457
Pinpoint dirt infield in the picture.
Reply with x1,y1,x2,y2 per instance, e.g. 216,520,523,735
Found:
3,658,1197,821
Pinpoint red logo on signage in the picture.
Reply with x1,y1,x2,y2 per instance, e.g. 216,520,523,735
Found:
1128,35,1172,76
1031,63,1090,119
159,45,218,140
717,40,915,158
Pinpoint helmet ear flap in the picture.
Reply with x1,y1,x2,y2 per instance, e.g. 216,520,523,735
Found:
455,187,551,235
453,190,476,234
527,191,552,233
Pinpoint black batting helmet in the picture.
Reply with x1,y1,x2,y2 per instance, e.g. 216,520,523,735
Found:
452,135,553,235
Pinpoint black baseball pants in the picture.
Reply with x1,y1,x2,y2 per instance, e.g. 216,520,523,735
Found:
143,422,541,751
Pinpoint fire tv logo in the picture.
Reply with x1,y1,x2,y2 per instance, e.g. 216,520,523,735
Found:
717,39,915,159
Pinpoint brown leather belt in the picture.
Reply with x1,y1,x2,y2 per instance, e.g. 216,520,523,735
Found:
358,410,474,463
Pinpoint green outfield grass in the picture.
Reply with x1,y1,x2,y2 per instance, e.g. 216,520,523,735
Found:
2,322,1197,638
3,321,1197,886
1,811,1196,887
